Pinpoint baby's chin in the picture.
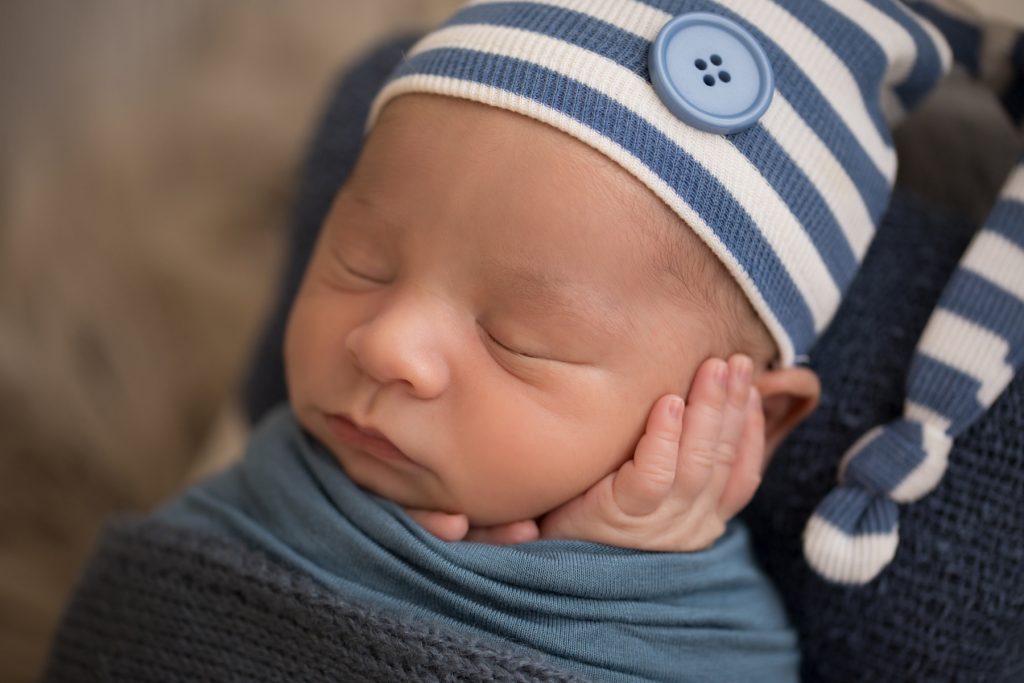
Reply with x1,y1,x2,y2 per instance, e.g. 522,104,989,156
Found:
341,460,552,528
298,414,561,526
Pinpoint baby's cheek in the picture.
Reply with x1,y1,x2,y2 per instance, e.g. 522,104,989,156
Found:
453,439,617,526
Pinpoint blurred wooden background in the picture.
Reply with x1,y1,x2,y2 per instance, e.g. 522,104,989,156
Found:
0,2,459,680
0,1,1019,681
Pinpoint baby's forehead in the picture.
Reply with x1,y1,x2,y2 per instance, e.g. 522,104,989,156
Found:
354,95,722,298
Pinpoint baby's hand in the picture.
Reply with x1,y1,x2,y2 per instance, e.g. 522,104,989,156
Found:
537,354,764,551
407,354,765,550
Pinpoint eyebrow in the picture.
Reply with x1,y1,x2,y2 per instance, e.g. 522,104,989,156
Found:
342,186,633,338
342,187,400,235
485,261,633,340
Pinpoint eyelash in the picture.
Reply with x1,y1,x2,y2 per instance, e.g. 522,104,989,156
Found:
485,329,543,360
337,257,546,362
344,263,390,284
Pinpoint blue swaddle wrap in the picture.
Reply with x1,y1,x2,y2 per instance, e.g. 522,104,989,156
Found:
159,406,798,683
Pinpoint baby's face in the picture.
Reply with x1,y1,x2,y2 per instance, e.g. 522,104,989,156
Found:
285,95,736,526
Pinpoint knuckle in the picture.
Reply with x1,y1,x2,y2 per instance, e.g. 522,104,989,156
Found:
687,437,733,467
712,441,738,464
647,428,681,447
637,465,676,491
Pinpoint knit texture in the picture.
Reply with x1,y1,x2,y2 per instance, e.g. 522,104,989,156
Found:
157,407,798,683
803,158,1024,583
42,518,588,683
368,0,951,366
744,191,1024,681
801,8,1024,584
243,32,1024,680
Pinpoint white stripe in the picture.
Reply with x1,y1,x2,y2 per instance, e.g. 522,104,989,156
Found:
962,230,1024,301
469,0,667,40
370,73,799,365
835,418,951,503
472,0,878,262
715,0,896,182
879,87,907,126
1000,163,1024,204
917,309,1013,406
803,515,897,585
889,421,952,502
822,0,916,85
904,400,952,433
379,23,843,335
896,0,953,74
759,96,875,260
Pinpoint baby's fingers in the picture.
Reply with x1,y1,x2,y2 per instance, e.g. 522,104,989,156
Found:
612,394,684,516
717,387,766,519
405,508,470,541
465,520,540,544
673,358,730,499
676,355,753,504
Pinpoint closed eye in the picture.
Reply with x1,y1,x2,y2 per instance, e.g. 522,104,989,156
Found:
484,329,545,360
343,263,390,285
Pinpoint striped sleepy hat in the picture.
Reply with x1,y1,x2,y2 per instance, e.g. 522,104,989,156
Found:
367,0,952,367
365,1,1023,583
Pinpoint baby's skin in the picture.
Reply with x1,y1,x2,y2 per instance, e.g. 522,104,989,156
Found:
285,94,820,555
410,353,766,551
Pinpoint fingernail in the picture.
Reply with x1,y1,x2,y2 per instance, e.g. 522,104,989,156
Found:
738,356,753,384
669,396,684,419
715,361,728,389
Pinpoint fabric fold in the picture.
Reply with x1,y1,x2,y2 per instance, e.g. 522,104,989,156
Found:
159,406,798,683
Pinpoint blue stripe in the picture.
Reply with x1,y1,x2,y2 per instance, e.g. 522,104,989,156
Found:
983,196,1024,250
446,2,861,286
940,270,1024,353
907,353,984,433
635,0,891,222
775,0,891,140
392,46,819,352
844,420,928,493
813,487,898,535
906,1,979,75
872,1,950,109
446,3,651,77
729,129,858,287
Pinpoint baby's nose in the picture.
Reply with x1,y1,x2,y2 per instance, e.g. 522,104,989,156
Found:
344,293,452,399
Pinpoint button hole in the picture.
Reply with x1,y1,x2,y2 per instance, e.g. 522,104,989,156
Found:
694,58,707,70
710,54,722,66
719,70,731,83
703,74,716,86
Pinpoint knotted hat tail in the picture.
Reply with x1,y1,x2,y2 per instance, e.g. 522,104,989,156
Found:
804,2,1024,585
805,139,1024,586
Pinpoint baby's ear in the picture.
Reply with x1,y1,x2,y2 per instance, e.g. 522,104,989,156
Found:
755,366,821,455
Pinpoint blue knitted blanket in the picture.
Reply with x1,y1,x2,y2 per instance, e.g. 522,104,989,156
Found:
154,406,798,683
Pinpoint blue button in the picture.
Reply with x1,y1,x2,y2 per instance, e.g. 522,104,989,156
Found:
649,12,774,135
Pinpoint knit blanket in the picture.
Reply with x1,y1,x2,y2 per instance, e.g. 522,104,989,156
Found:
50,405,793,683
42,517,587,683
238,34,1024,682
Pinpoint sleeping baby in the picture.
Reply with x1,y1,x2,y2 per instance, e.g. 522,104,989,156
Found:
156,1,951,681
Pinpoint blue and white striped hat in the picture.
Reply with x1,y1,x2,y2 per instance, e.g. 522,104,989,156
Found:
367,0,951,367
364,1,1024,585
